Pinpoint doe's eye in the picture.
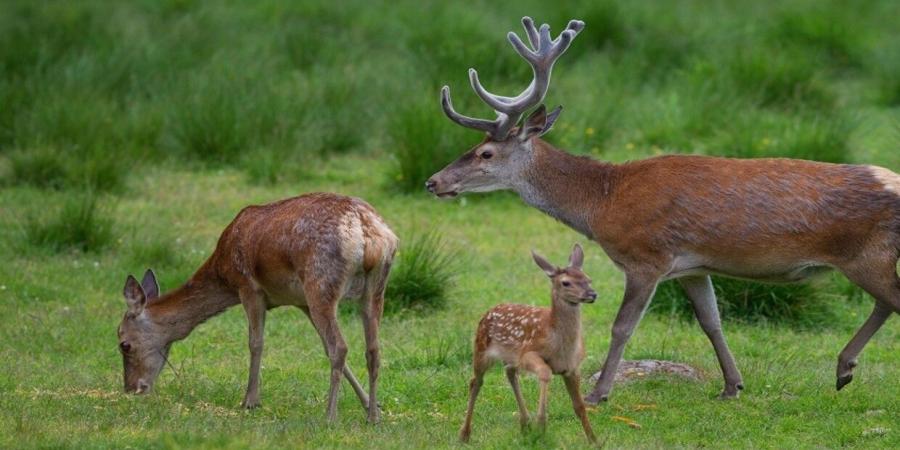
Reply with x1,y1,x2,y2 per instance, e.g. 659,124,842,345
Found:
480,150,493,159
561,281,571,287
119,341,131,353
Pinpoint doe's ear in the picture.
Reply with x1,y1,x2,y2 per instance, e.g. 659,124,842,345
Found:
123,275,146,315
531,250,558,277
518,105,563,142
141,269,160,300
568,243,584,269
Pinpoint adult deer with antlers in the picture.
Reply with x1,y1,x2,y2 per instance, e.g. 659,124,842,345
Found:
116,193,398,423
426,16,900,404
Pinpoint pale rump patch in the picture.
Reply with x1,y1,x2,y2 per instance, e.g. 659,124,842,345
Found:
868,165,900,195
338,211,365,268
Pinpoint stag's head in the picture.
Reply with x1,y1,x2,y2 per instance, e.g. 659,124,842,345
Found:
532,244,597,306
117,269,169,394
426,17,584,198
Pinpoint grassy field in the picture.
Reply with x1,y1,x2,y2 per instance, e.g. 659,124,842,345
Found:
1,0,899,448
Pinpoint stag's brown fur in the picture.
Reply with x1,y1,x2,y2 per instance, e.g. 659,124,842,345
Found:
117,193,398,423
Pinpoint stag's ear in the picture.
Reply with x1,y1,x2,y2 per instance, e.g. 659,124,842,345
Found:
518,105,562,142
140,269,160,300
123,275,146,315
568,243,584,269
531,250,558,277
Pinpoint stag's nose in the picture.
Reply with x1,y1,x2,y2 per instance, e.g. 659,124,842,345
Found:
585,290,598,302
425,179,437,193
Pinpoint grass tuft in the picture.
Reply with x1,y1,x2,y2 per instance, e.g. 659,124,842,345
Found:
25,192,114,253
384,230,459,315
651,275,856,329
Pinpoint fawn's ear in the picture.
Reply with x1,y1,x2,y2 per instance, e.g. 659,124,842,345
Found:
123,275,146,315
140,269,160,300
568,243,584,269
531,250,558,277
518,105,562,142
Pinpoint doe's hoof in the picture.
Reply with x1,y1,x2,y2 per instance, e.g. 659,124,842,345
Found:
836,374,853,391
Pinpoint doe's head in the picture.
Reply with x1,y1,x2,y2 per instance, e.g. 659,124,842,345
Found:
117,269,169,394
531,243,597,305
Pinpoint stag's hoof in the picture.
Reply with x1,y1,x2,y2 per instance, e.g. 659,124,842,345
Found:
241,399,261,409
836,374,853,391
584,391,609,405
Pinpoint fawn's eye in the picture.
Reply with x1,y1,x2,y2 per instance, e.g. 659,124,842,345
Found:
119,341,131,353
561,281,571,287
480,150,493,160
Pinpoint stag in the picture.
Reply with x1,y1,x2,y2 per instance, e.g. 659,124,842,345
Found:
426,16,900,404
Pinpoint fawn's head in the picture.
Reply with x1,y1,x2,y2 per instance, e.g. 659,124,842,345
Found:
117,269,169,394
426,17,583,198
532,244,597,305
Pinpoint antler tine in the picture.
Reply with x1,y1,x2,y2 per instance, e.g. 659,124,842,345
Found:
522,16,540,50
440,86,500,134
443,17,584,140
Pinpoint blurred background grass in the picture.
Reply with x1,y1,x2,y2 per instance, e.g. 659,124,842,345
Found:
1,1,899,447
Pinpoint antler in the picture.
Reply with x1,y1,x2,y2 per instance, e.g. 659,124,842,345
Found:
441,17,584,140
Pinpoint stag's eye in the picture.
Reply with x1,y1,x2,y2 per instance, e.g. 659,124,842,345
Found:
480,150,493,160
561,281,571,287
119,341,131,353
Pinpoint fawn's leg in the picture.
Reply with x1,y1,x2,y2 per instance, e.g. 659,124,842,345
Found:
239,287,266,409
505,367,530,429
678,275,744,398
563,373,596,443
521,352,552,430
459,358,490,443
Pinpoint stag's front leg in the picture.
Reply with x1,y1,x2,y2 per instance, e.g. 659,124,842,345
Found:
585,272,659,405
240,288,267,409
678,275,744,398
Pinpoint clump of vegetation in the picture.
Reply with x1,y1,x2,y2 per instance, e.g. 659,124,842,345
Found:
388,97,471,193
651,275,859,329
712,112,854,163
383,230,459,315
25,192,114,253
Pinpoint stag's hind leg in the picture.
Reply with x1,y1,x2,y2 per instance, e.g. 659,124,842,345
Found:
678,275,744,398
835,258,899,390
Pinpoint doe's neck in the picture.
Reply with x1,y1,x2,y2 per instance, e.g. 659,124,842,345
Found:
145,265,240,343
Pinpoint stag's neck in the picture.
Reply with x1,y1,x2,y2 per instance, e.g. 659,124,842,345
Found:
548,292,582,351
513,141,617,239
146,264,240,343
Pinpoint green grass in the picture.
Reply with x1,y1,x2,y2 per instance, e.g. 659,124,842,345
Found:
383,230,459,315
2,0,900,448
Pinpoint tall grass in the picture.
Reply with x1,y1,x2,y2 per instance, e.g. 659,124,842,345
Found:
650,275,858,329
384,230,459,315
25,192,114,253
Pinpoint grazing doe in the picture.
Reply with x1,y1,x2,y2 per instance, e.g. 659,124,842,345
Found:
460,244,597,443
116,193,398,423
427,16,900,404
